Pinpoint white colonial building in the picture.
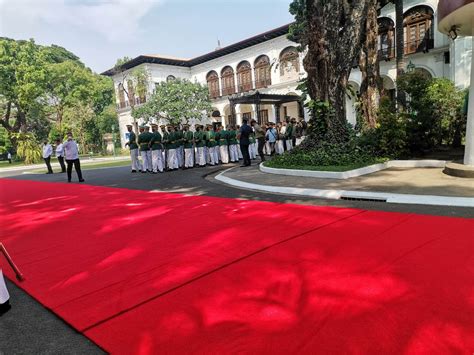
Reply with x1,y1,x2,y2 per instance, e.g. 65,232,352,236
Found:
102,0,472,147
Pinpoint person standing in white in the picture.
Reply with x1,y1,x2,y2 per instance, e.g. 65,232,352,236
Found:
125,124,141,172
63,132,84,183
55,138,66,173
42,140,53,174
0,268,10,315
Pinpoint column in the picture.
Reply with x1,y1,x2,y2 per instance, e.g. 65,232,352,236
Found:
464,33,474,165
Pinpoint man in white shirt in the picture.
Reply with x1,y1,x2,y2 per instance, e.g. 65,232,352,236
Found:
42,140,53,174
55,138,66,173
63,132,84,183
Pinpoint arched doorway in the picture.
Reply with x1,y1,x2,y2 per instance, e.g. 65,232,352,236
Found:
279,47,300,81
237,61,252,93
346,82,360,127
206,71,220,99
404,5,435,54
378,17,395,61
221,66,236,96
254,55,271,88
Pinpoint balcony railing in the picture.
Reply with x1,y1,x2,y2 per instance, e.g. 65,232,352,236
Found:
378,47,395,61
116,96,147,111
405,38,434,55
210,79,274,100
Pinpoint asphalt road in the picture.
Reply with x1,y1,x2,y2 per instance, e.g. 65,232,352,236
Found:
1,162,472,354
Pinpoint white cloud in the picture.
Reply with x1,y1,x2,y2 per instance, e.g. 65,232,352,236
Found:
0,0,162,42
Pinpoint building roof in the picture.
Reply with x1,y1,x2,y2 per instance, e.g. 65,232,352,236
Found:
102,23,293,76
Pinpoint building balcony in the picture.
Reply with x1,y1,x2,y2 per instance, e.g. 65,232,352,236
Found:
404,38,434,55
116,96,147,112
378,47,395,61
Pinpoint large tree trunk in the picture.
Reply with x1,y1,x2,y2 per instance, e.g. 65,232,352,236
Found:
395,0,406,109
359,0,381,129
304,0,371,142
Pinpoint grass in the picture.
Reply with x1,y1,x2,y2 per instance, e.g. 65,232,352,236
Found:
29,160,130,173
265,156,388,172
264,161,384,172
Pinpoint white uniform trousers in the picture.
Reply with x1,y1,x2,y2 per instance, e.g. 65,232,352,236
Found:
265,141,271,155
146,150,152,171
0,269,9,304
196,147,206,166
249,143,257,159
209,146,219,165
296,137,303,146
229,144,239,162
219,145,229,164
237,145,243,159
177,146,184,167
286,139,293,151
275,140,284,155
167,149,179,169
151,149,164,173
184,148,194,168
130,148,141,171
140,150,150,171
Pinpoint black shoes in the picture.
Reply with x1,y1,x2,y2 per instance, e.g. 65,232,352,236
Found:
0,300,11,316
79,179,85,182
131,170,137,173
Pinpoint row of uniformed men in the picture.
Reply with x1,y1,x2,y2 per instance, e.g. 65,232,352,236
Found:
125,123,258,173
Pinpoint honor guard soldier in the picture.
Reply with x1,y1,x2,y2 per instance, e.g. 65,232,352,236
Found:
125,124,141,172
167,125,179,170
149,123,164,173
194,125,206,167
160,125,169,170
175,125,184,168
137,125,152,173
218,124,230,164
206,124,218,165
228,126,239,163
182,124,195,168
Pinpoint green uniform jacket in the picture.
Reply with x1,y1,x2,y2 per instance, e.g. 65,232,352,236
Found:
228,130,238,145
150,132,162,150
286,124,294,139
194,131,205,148
162,131,169,150
138,132,153,151
176,130,184,147
183,131,194,149
128,132,138,150
168,131,179,149
218,130,229,146
206,130,218,148
249,132,256,144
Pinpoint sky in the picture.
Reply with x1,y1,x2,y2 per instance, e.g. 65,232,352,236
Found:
0,0,294,73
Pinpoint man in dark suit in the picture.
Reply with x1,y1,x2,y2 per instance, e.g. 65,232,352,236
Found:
238,119,252,167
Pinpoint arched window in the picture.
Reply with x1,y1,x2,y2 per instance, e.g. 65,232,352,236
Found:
166,75,176,82
237,61,252,92
279,47,300,77
206,71,220,99
127,80,135,105
117,83,126,109
404,6,434,54
378,18,395,61
221,66,236,96
254,55,271,88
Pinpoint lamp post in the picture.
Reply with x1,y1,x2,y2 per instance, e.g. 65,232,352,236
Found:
406,61,416,73
438,0,474,177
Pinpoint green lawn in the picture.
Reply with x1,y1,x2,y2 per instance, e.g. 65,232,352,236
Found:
264,161,384,172
0,160,25,168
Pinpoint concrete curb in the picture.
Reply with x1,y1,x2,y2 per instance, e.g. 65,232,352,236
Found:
215,168,474,208
259,160,447,179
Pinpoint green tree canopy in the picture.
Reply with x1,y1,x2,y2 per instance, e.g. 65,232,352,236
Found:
133,78,212,125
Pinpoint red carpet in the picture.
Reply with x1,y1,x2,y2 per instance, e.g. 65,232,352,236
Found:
1,178,473,354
